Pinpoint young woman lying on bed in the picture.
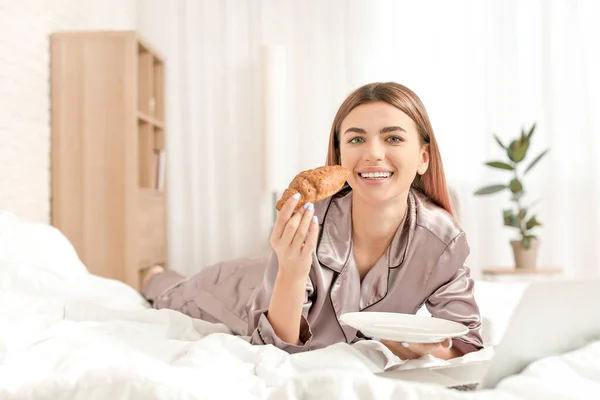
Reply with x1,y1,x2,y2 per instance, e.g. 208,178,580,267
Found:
141,82,484,361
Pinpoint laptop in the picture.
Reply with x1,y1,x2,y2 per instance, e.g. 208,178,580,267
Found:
375,279,600,390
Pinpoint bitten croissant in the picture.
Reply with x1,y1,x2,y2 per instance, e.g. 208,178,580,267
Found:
276,165,351,211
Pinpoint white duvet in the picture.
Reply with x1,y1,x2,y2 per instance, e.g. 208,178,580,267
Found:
0,212,598,400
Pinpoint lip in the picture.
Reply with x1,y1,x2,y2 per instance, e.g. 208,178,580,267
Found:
358,174,392,186
357,167,394,174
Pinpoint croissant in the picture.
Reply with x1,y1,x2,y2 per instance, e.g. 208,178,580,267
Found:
276,165,351,211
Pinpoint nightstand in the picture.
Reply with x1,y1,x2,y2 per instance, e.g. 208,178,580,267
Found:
481,267,564,283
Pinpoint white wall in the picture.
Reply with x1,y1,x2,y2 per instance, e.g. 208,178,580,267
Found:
136,0,170,56
0,0,136,223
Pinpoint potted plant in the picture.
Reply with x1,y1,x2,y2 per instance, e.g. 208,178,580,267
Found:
474,123,550,269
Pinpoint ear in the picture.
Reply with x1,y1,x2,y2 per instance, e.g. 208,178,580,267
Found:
417,145,430,175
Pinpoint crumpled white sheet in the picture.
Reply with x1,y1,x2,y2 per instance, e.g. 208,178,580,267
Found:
0,211,598,400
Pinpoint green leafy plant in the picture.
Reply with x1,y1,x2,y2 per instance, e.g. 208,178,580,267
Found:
474,123,549,249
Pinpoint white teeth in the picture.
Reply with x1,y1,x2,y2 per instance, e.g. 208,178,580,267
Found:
360,172,392,179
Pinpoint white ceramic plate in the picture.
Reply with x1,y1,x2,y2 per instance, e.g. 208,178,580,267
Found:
339,312,469,343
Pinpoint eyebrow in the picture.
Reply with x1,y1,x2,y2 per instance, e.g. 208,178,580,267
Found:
344,126,407,135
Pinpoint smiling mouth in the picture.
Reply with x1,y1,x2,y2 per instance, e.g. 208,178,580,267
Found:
359,172,394,180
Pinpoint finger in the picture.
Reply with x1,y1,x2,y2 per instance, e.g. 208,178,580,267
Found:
411,340,450,350
404,341,450,355
399,342,434,357
400,342,423,357
280,210,303,247
381,340,420,360
292,203,315,249
300,213,320,256
271,193,300,240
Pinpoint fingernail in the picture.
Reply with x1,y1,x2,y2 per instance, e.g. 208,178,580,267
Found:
292,193,300,200
304,202,314,211
445,339,453,349
401,342,410,348
312,215,318,224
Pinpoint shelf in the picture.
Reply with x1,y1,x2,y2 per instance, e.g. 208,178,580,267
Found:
138,119,166,191
153,61,164,121
51,30,167,291
154,126,164,150
137,187,166,267
137,41,165,191
138,120,155,188
138,42,164,120
137,111,164,129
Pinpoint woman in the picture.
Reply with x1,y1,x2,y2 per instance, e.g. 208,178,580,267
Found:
141,82,483,361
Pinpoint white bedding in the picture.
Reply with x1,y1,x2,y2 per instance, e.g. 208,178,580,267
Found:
1,212,598,399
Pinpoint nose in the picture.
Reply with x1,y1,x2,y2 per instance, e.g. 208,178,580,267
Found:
363,138,385,162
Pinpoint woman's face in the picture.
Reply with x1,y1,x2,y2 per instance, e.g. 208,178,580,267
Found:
339,101,430,206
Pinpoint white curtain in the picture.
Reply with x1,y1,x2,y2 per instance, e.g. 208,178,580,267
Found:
366,0,600,279
158,0,600,278
160,0,377,274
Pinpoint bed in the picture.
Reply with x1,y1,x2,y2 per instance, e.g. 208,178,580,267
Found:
1,211,598,399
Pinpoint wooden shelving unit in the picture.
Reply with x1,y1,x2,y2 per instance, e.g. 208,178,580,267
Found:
50,31,167,290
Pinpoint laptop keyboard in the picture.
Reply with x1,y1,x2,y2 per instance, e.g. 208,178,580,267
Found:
448,383,478,391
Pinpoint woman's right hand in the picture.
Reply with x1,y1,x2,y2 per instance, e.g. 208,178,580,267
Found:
269,193,319,282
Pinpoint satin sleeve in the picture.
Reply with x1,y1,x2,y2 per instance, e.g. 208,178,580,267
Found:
246,250,315,353
425,231,484,355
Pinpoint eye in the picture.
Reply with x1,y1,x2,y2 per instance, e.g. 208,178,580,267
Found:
349,137,365,144
386,136,403,143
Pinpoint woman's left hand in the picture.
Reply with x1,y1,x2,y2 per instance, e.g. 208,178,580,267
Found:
380,338,458,360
